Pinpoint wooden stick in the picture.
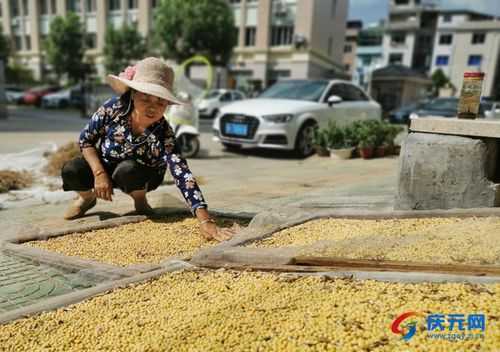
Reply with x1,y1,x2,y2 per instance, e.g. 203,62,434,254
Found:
291,256,500,276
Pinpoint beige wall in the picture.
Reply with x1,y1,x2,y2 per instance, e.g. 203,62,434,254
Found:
449,25,500,97
309,0,347,65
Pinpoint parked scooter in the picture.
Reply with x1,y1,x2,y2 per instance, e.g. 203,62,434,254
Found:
164,91,200,158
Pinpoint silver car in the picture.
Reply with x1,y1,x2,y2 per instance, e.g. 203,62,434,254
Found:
212,79,381,157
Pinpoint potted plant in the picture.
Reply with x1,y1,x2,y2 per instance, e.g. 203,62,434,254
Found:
358,132,376,159
312,128,330,157
383,124,404,155
342,124,360,157
326,122,354,160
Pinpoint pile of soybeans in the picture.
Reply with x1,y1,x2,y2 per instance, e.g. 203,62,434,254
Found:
0,270,498,351
252,217,500,265
26,217,247,266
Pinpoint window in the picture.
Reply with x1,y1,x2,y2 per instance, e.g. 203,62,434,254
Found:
128,0,138,9
435,55,449,66
86,0,96,12
151,0,159,7
232,92,244,100
244,27,256,46
439,34,452,45
271,25,294,46
40,34,48,49
22,0,28,15
14,35,22,51
443,14,452,22
229,0,241,3
472,33,486,44
391,32,406,45
468,55,482,66
66,0,81,12
25,35,31,51
220,92,232,102
344,64,350,71
326,84,347,101
344,44,352,53
85,33,97,49
23,0,30,16
260,80,329,102
394,0,409,5
10,0,19,17
331,0,337,18
40,0,49,15
347,85,369,101
389,53,403,64
109,0,120,11
51,0,57,14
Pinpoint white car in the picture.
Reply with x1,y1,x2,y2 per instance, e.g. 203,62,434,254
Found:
212,79,381,157
41,85,82,108
197,89,246,118
5,87,24,104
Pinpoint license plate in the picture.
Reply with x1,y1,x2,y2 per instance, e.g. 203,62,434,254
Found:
225,122,248,136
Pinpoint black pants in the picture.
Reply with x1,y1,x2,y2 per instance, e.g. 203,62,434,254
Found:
62,157,165,194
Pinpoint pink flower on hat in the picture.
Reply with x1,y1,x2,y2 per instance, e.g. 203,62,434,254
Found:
118,65,136,80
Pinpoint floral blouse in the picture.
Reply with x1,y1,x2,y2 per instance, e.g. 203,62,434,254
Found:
79,92,207,214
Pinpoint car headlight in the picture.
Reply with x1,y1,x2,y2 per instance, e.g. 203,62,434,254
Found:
262,114,294,123
409,112,419,120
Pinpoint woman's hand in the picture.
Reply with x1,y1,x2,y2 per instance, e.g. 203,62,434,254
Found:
199,220,236,242
196,208,240,242
94,172,113,201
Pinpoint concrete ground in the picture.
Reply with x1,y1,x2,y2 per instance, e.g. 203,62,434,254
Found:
0,105,399,239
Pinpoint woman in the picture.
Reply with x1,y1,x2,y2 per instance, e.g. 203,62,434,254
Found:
61,57,234,242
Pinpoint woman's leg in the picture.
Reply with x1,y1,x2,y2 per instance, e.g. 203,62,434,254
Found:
111,160,164,214
61,157,97,219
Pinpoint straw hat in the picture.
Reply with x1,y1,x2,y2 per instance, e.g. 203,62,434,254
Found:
106,57,183,105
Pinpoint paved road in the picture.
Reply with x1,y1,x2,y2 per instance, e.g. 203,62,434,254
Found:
0,104,400,236
0,105,215,153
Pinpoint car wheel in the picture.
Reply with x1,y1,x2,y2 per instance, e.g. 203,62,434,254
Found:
59,100,68,108
178,134,200,158
210,109,219,119
294,121,317,158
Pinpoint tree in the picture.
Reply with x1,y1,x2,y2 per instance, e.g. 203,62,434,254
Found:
103,25,147,74
45,13,86,83
154,0,237,66
431,68,450,95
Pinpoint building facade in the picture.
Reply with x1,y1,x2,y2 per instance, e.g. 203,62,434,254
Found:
343,19,361,77
0,0,163,80
382,0,441,73
354,23,384,92
228,0,348,92
0,0,348,90
431,14,500,97
382,0,499,97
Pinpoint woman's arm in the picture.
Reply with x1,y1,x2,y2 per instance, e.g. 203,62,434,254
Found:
81,147,113,201
162,122,235,241
79,102,114,201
